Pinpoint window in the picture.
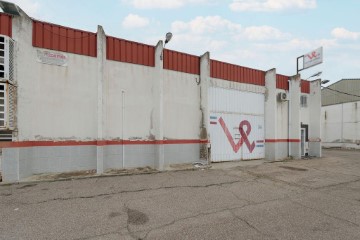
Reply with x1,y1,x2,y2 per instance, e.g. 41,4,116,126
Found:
0,82,16,129
0,35,15,82
0,83,5,127
300,95,307,108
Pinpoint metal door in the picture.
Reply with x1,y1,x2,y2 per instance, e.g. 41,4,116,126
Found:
208,87,265,162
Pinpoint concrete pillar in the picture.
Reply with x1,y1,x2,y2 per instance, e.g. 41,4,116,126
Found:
289,75,301,159
96,25,106,174
200,52,210,160
309,79,322,157
264,68,277,160
154,41,164,170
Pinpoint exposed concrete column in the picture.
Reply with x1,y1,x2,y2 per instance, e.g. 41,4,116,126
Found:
264,68,277,160
289,75,301,159
2,10,33,182
96,25,106,174
309,79,322,157
154,41,164,170
200,52,210,161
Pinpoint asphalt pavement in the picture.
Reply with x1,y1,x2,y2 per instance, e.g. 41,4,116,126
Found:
1,149,360,240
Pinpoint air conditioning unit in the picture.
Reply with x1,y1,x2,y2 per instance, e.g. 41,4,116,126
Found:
278,92,289,101
0,35,15,83
0,82,16,130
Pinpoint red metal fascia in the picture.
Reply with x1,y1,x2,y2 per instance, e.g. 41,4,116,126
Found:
301,80,310,93
32,19,97,57
276,74,289,90
0,13,12,37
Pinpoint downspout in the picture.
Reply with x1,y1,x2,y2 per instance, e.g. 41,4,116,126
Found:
341,103,344,145
288,80,291,157
121,89,125,168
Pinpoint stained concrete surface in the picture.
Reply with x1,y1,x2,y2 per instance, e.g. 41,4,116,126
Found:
1,149,360,240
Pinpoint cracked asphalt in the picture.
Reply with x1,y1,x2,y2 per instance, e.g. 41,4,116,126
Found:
1,149,360,240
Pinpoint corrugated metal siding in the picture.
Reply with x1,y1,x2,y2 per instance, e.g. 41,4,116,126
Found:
106,36,155,67
0,13,12,37
301,80,310,93
32,20,97,57
163,49,200,74
276,74,289,90
210,60,265,86
322,79,360,106
209,87,265,161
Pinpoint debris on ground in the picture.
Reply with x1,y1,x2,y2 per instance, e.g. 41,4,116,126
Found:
22,167,157,182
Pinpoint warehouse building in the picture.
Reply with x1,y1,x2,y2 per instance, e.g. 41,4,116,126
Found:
322,79,360,149
0,2,321,183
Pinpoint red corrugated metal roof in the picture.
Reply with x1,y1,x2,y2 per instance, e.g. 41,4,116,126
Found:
106,36,155,67
276,74,289,90
0,13,12,37
163,49,200,74
32,20,97,57
210,60,265,86
301,80,310,93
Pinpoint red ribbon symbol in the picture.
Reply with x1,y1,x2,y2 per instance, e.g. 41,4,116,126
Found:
307,51,318,60
218,117,255,153
239,120,256,153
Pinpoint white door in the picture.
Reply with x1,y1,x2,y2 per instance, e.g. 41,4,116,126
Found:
208,87,265,162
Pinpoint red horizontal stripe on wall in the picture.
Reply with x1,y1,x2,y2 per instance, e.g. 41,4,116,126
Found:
0,139,208,148
265,139,301,143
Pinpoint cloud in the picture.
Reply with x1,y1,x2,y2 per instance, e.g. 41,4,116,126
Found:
169,15,293,55
331,28,360,40
125,0,211,9
243,26,291,40
230,0,317,12
254,38,337,52
7,0,40,17
172,16,241,35
169,16,242,53
122,14,149,28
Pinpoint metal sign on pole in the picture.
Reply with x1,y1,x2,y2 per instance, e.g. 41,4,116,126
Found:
297,47,323,73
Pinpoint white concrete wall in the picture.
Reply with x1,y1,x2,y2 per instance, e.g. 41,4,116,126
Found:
104,61,157,140
1,8,323,182
163,70,201,140
276,89,289,140
322,101,360,149
13,14,98,141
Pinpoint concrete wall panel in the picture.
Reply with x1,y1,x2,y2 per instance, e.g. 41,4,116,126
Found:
164,144,200,166
13,16,98,141
104,61,156,140
163,70,201,140
322,101,360,148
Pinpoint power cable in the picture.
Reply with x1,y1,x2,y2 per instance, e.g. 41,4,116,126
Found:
322,86,360,98
32,18,96,40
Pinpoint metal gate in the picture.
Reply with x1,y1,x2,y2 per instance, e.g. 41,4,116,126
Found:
209,87,265,162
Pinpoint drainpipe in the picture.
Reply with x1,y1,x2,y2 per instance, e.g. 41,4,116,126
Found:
288,80,291,157
121,89,126,168
341,103,344,145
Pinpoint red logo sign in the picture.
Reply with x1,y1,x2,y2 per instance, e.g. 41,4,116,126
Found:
306,51,318,60
218,117,255,153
